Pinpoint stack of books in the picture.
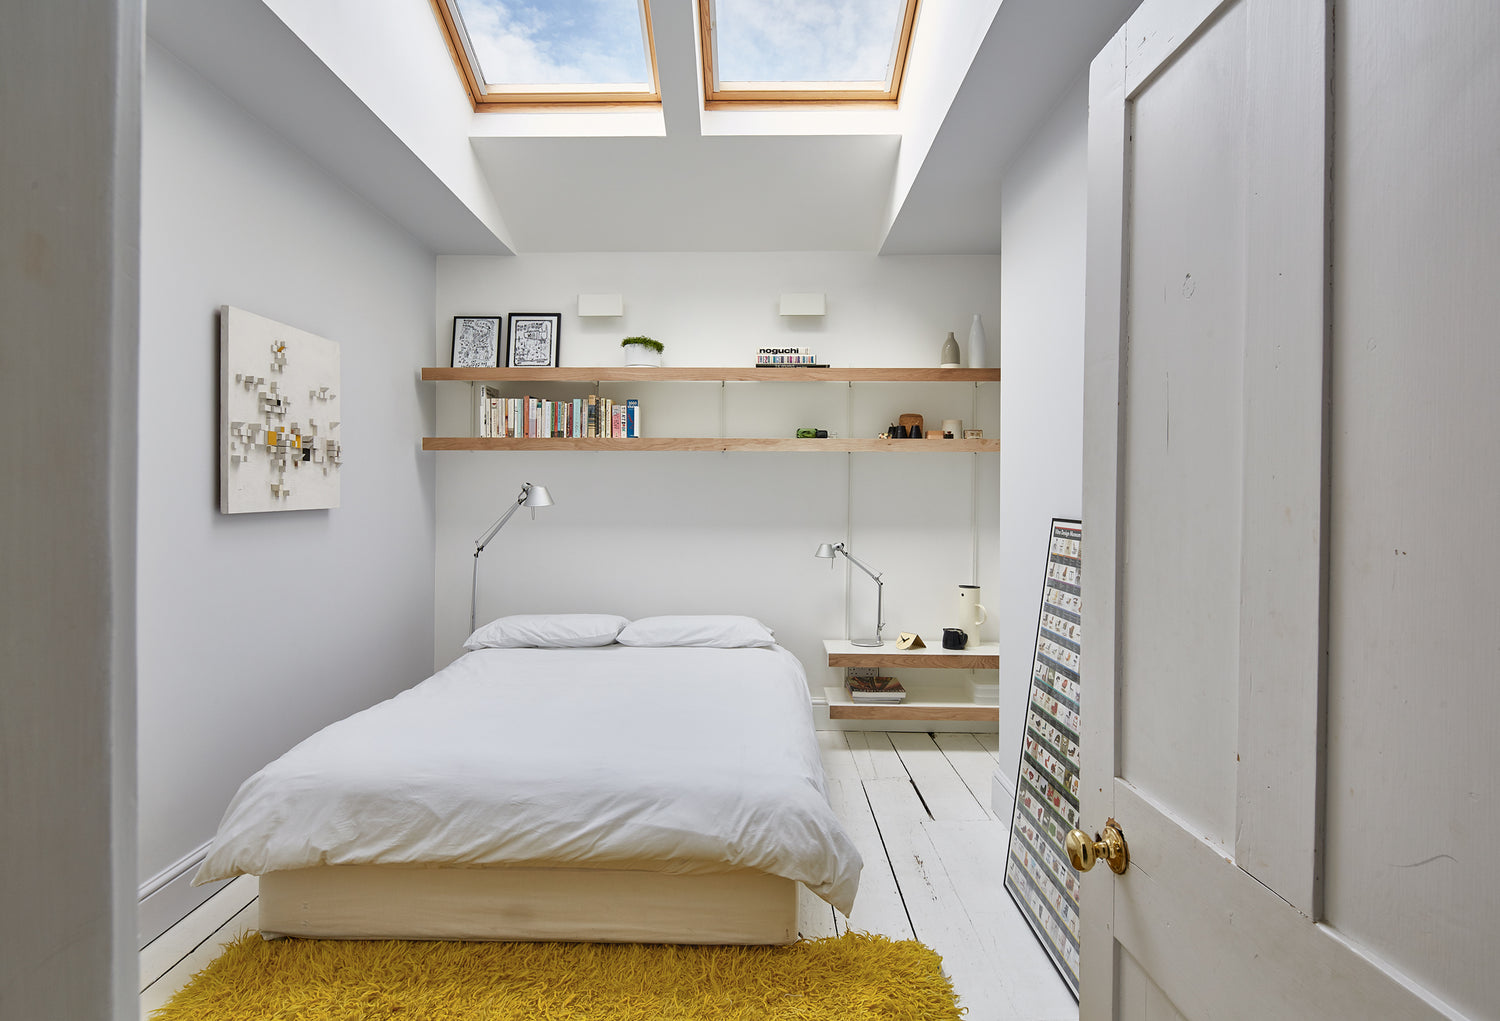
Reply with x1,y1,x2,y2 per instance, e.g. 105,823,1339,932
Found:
845,667,907,704
756,347,827,368
475,388,641,438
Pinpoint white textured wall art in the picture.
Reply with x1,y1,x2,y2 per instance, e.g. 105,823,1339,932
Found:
220,305,342,513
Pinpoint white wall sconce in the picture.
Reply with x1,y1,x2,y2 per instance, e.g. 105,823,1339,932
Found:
778,293,826,316
577,293,623,317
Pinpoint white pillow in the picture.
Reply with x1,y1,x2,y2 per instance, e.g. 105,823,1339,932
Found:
464,613,628,651
616,615,777,649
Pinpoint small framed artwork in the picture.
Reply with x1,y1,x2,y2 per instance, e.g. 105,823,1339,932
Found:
451,315,503,368
507,313,562,368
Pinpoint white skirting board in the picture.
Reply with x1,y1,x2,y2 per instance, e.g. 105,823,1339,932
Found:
138,840,216,948
991,764,1016,819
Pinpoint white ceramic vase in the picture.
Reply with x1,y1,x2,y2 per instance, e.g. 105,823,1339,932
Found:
622,344,662,367
967,314,987,370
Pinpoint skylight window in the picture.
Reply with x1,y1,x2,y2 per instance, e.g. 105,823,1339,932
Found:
436,0,659,106
699,0,920,104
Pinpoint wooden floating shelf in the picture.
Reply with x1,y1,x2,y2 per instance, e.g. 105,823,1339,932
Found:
422,367,1001,383
823,687,999,722
423,437,1001,453
824,639,1000,670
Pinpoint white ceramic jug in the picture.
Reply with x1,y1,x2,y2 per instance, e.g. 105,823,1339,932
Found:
957,584,987,632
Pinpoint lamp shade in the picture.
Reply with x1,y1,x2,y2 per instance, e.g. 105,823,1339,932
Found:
522,484,554,508
814,543,837,559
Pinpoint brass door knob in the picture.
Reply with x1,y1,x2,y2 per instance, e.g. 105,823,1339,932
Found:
1066,818,1130,875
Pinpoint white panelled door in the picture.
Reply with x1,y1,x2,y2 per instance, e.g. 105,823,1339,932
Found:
1077,0,1495,1018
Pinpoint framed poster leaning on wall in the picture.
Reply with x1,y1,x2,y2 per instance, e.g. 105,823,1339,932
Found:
1003,517,1083,1000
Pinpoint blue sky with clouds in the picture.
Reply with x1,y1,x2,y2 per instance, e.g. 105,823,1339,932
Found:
454,0,652,85
453,0,905,87
715,0,904,84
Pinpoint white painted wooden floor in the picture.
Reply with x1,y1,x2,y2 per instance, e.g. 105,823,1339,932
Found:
140,731,1077,1020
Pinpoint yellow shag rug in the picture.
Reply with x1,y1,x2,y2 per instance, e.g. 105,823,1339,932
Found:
151,932,964,1020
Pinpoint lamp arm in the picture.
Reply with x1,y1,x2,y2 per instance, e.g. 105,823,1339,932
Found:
474,496,525,555
469,485,531,633
837,544,884,584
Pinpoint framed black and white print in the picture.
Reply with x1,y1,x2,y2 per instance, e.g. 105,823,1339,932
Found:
507,313,561,368
451,316,502,368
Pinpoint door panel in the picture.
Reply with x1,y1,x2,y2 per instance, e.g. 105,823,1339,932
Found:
1118,0,1247,855
1081,0,1487,1017
1322,3,1500,1016
1117,947,1188,1021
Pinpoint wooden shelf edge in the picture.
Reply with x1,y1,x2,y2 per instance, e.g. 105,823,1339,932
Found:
826,651,1000,669
423,437,1000,453
422,366,1001,383
828,704,1000,721
822,686,997,721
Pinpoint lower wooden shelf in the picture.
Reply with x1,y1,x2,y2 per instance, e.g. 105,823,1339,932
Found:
823,686,999,722
423,437,1000,453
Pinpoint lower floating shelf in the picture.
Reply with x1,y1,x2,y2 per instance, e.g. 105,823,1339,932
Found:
823,686,999,722
422,437,1000,453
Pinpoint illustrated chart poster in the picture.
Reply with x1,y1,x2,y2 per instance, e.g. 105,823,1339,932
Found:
1003,518,1083,999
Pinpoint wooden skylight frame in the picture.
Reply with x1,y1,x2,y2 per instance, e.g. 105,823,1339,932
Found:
697,0,921,107
430,0,662,109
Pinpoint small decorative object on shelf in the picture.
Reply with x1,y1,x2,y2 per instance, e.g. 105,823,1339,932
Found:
756,346,826,367
940,331,961,368
795,428,830,438
507,313,561,368
968,313,988,369
621,336,663,367
898,413,923,438
942,419,962,437
452,315,502,368
963,429,984,440
896,632,925,649
942,627,969,649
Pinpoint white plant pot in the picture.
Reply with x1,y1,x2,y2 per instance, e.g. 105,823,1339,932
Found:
622,344,662,367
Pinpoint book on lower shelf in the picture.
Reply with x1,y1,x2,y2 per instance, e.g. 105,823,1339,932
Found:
473,386,642,438
845,667,906,704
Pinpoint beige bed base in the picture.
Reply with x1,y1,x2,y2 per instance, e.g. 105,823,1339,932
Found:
258,864,800,945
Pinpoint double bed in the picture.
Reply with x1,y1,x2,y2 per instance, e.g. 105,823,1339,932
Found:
194,615,861,945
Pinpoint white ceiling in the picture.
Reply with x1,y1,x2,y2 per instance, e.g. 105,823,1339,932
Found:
147,0,1142,256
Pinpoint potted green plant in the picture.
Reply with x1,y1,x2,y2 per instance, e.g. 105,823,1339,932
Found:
621,336,664,367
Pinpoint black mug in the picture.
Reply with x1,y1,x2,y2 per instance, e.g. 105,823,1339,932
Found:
942,628,968,650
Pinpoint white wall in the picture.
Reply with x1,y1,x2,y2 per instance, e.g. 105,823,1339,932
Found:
434,252,1001,718
996,76,1088,785
135,42,438,939
1,2,140,1018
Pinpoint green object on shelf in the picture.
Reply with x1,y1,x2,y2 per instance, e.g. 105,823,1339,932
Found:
620,336,664,352
796,428,817,438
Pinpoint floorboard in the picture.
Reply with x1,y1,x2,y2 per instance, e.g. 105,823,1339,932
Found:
888,732,991,821
139,898,258,1019
138,875,258,992
844,730,907,779
934,732,1003,820
141,732,1075,1021
824,777,914,940
815,729,861,781
864,778,1013,1019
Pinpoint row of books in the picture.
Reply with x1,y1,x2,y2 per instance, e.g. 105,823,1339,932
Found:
845,667,907,704
475,388,641,439
756,346,826,367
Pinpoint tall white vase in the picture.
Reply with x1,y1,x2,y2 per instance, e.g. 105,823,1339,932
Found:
967,313,987,369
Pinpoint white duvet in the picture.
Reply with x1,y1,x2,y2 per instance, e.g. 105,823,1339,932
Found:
195,645,861,915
